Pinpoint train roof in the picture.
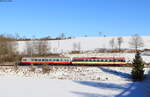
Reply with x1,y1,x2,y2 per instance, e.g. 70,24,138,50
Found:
72,57,126,59
22,57,70,59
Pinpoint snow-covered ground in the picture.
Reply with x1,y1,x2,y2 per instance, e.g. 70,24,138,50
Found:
0,78,150,97
0,66,150,97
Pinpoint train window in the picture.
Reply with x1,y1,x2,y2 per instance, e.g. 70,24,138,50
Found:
121,60,125,62
42,59,45,61
38,59,41,61
97,59,100,62
101,59,103,62
73,59,77,61
86,59,88,61
49,59,51,61
56,59,59,61
45,59,48,61
109,60,113,62
97,59,99,62
35,59,37,61
115,60,119,62
54,59,57,61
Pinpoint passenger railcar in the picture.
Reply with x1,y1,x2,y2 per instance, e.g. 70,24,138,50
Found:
72,57,126,66
19,57,71,66
18,57,127,66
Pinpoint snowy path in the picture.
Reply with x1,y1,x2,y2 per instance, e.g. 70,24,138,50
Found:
0,77,150,97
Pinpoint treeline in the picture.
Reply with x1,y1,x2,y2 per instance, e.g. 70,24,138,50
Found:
0,35,60,64
0,35,19,63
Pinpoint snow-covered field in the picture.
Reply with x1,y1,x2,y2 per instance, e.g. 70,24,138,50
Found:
0,66,150,97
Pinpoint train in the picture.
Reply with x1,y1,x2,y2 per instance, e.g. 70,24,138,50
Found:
18,57,127,66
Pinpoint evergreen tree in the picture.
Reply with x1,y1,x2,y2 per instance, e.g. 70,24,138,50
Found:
131,51,144,81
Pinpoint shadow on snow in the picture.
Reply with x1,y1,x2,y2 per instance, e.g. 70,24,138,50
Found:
98,67,131,79
71,67,150,97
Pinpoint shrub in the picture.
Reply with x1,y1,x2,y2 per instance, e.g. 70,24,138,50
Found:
29,63,36,72
42,63,50,73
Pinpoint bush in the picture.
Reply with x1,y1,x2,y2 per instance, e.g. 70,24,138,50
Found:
29,63,36,72
131,51,144,81
42,63,50,73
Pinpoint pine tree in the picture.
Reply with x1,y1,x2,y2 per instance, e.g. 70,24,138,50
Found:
131,51,144,81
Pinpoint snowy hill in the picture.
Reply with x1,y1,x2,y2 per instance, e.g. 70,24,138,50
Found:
17,36,150,53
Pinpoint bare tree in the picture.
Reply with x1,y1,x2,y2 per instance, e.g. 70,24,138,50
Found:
26,41,34,56
0,34,18,63
35,40,49,56
117,37,123,52
73,42,77,51
109,38,115,50
60,33,65,39
73,42,81,51
129,34,144,52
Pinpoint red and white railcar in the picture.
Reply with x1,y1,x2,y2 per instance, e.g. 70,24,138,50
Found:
72,57,126,66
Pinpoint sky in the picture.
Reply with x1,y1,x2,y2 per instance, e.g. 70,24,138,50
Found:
0,0,150,38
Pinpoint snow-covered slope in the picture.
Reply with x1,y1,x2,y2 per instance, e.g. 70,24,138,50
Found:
17,36,150,53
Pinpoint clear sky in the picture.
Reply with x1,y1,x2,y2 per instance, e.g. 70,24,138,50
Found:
0,0,150,38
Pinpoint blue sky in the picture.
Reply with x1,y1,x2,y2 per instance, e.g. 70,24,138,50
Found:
0,0,150,38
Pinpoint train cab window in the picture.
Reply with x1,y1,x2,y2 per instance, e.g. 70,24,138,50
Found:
22,59,27,61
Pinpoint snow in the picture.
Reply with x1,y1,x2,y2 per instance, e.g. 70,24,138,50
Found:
0,66,150,97
2,36,150,97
